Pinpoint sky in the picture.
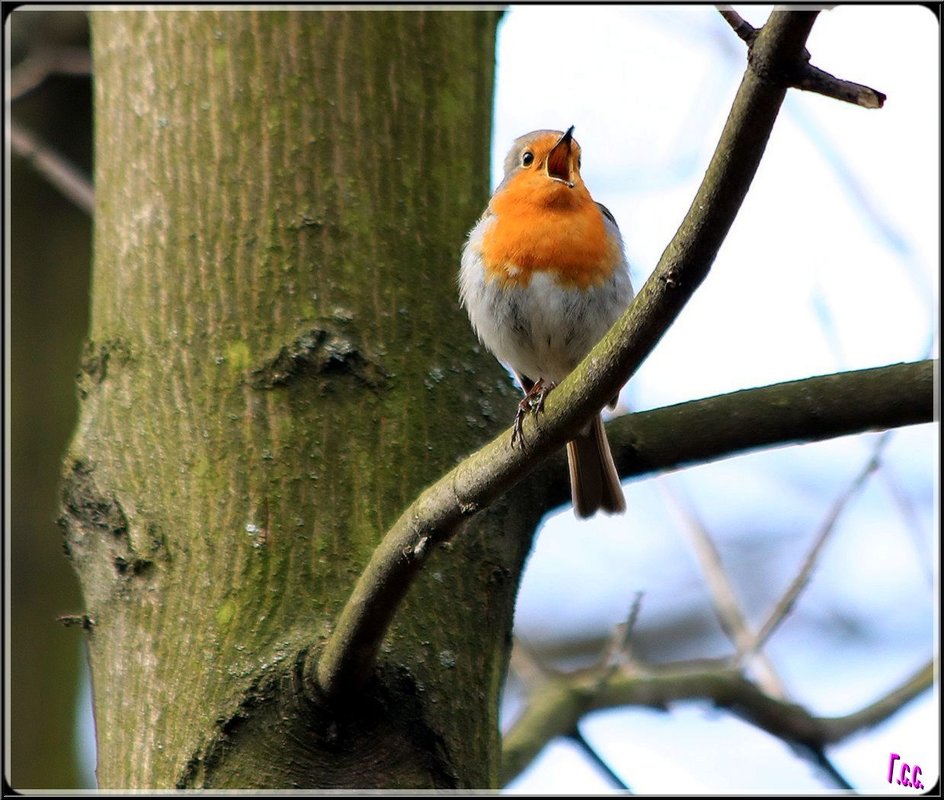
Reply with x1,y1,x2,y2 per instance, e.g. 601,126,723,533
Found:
491,4,939,794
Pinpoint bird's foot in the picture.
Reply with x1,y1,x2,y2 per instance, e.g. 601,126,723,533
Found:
511,379,556,448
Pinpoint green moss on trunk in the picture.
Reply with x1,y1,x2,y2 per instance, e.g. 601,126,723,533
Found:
64,9,541,788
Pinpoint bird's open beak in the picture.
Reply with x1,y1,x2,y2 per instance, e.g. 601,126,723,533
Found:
546,126,576,187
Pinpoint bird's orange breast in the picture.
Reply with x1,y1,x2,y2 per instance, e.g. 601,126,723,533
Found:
480,178,619,291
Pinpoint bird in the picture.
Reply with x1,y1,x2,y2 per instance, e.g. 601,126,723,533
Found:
460,126,634,518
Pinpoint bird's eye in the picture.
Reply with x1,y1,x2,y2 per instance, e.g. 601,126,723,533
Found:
521,151,534,167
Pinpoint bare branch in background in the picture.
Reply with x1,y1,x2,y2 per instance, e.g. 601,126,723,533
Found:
599,592,645,671
741,432,891,660
10,119,94,214
9,43,94,213
499,11,917,788
878,467,935,587
510,638,552,688
502,655,933,786
10,45,92,99
659,479,786,698
566,728,630,791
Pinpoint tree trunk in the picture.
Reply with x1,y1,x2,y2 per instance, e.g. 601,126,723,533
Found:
61,9,540,788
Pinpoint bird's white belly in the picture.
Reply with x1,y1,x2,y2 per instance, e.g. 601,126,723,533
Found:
460,247,632,385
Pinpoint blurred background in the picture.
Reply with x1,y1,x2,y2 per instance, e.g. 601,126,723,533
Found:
7,7,95,789
6,5,938,792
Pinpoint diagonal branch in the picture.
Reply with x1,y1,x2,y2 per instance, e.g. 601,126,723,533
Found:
10,119,94,214
566,728,631,791
659,478,786,698
312,9,890,705
10,44,95,212
717,5,757,46
878,467,935,586
740,432,891,660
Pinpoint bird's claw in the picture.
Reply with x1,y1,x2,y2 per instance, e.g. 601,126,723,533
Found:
510,379,556,449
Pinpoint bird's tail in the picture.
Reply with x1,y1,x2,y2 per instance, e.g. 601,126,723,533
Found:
566,414,626,519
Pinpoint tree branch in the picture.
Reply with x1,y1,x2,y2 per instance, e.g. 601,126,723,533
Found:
316,349,933,702
536,360,934,513
718,6,885,109
314,8,894,705
313,353,934,702
501,657,934,787
10,119,94,214
566,728,631,791
612,361,932,475
794,62,886,109
659,478,787,698
10,45,91,100
798,743,854,791
10,45,94,212
817,660,935,742
717,5,757,46
740,432,891,660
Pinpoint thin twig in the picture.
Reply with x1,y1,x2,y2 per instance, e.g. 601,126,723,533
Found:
878,467,934,586
742,432,890,659
10,119,94,214
799,743,855,791
510,637,552,687
795,63,886,109
10,45,92,99
659,478,786,699
717,5,757,45
599,592,645,670
567,727,632,792
719,4,885,109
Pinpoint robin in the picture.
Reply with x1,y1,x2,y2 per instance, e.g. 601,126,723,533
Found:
460,126,634,518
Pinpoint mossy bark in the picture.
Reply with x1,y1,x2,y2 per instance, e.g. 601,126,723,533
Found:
62,9,540,788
